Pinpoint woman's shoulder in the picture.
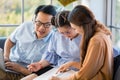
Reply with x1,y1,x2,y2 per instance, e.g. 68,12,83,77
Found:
90,32,111,46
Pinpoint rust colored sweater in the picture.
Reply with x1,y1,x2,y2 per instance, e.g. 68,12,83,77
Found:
68,23,113,80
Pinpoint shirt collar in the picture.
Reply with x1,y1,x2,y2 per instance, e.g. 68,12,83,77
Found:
41,30,53,42
32,30,54,43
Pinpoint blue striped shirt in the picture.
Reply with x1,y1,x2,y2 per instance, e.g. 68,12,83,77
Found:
9,21,54,67
42,31,81,67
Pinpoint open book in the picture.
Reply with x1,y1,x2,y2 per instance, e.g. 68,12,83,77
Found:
33,67,75,80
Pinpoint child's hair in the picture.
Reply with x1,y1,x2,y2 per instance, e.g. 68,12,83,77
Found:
51,11,70,28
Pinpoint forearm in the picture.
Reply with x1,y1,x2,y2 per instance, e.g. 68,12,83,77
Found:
69,61,81,69
20,67,32,75
4,38,15,58
39,60,50,68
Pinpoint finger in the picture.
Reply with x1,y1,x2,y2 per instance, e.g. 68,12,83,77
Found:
56,67,64,74
29,66,37,72
49,76,55,80
5,62,12,67
27,65,32,68
28,66,33,71
6,66,13,70
56,68,61,74
29,68,33,72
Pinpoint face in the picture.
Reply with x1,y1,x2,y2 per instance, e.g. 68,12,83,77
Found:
57,26,78,39
34,12,53,39
70,23,83,35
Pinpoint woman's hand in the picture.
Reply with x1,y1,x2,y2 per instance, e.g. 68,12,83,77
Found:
49,76,60,80
49,76,71,80
57,61,73,73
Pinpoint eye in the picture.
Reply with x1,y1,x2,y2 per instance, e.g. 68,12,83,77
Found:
44,23,51,27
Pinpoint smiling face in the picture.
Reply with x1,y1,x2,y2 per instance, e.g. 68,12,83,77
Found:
57,26,78,39
34,12,53,39
70,23,84,35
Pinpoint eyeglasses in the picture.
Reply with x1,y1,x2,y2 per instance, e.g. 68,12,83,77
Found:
34,20,51,28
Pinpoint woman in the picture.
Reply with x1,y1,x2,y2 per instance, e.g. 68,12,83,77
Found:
21,11,81,80
50,5,113,80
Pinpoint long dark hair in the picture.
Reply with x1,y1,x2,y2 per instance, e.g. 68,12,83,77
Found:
68,5,97,62
51,11,70,28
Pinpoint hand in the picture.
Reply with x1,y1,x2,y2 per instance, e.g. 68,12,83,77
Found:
49,76,60,80
57,61,73,73
49,76,69,80
5,62,24,72
27,62,42,72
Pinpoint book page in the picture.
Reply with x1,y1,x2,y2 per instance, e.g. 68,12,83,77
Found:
33,67,75,80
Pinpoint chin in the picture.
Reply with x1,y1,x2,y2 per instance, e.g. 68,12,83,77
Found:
37,35,45,39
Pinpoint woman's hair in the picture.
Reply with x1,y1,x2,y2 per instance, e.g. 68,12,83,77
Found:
51,11,70,28
68,5,97,62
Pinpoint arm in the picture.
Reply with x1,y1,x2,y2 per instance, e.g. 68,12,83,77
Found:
4,38,15,61
57,61,81,73
70,61,81,69
20,67,32,75
68,39,105,80
28,59,50,72
53,39,105,80
5,61,32,75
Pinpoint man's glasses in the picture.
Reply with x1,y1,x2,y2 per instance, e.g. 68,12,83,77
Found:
34,20,51,28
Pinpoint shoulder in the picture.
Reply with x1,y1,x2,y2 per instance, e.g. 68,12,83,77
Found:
90,32,111,47
15,21,34,33
13,21,34,35
90,33,104,45
20,21,34,29
50,30,67,41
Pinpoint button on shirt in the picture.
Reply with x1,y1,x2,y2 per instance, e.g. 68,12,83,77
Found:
9,21,53,67
42,31,81,67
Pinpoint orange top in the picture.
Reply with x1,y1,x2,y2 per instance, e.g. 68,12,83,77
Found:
68,23,113,80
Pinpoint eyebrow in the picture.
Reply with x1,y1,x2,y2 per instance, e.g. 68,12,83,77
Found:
35,20,51,24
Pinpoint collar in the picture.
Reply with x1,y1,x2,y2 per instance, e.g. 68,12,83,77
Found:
32,30,54,42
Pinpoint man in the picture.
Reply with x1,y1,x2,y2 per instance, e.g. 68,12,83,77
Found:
0,5,56,80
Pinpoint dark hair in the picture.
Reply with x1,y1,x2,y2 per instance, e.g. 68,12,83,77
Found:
51,11,70,28
68,5,97,62
34,5,57,18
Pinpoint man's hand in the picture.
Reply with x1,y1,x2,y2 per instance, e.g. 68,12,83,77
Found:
5,62,25,73
27,62,43,72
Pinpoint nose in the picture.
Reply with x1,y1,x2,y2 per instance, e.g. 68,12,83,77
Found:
64,34,71,38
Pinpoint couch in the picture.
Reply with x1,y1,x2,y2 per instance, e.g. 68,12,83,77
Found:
0,37,6,50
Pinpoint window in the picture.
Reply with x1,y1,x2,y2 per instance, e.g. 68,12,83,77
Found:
24,0,51,21
0,0,21,24
111,0,120,49
0,0,77,37
0,0,21,37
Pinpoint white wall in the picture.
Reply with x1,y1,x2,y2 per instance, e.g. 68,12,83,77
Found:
81,0,107,24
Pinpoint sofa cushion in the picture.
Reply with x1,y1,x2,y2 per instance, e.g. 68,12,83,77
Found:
0,37,6,50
